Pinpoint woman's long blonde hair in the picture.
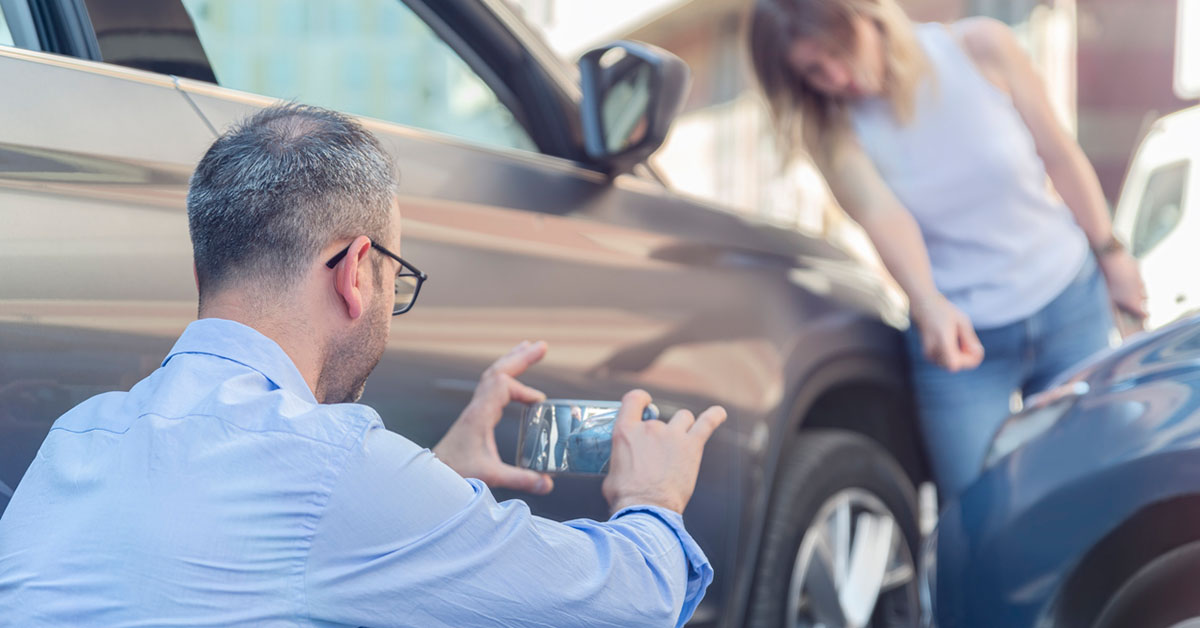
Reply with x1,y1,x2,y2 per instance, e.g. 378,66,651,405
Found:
748,0,930,168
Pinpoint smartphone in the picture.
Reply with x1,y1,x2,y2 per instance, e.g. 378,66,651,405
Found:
516,399,658,475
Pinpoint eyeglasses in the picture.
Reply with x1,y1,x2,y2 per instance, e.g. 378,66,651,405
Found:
325,240,428,315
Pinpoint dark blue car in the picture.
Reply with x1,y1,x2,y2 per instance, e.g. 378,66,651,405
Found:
925,312,1200,628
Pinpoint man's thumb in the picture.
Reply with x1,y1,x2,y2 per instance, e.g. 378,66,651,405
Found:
492,465,554,495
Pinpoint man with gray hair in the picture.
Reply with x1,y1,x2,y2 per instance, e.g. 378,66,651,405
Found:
0,104,726,627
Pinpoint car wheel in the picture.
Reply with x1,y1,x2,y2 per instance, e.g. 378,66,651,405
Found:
747,429,921,628
1094,541,1200,628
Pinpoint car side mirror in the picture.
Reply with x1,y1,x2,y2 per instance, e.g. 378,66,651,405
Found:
579,41,691,177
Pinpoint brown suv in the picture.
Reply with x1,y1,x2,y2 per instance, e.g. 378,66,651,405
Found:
0,0,927,625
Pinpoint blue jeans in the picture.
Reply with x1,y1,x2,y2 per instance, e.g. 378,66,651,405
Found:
906,254,1114,500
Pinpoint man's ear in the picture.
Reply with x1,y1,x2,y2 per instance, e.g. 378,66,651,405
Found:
192,263,199,291
333,236,373,320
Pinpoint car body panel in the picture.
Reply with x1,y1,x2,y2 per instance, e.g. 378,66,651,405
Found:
0,44,212,506
931,314,1200,627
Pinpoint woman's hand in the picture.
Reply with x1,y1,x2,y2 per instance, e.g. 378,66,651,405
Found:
911,294,985,372
1098,248,1148,333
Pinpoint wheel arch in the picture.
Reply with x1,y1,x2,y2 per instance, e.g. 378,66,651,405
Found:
799,373,928,487
723,342,931,627
1048,494,1200,628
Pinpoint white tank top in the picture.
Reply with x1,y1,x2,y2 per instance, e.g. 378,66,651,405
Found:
850,23,1089,329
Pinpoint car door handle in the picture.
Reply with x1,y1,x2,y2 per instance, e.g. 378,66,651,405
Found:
1178,294,1187,304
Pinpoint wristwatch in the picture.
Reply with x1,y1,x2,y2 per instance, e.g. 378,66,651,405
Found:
1092,234,1125,257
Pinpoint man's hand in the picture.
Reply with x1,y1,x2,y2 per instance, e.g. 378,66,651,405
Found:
433,341,554,495
602,389,727,515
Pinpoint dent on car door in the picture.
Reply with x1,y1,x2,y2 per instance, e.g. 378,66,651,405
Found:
0,47,214,513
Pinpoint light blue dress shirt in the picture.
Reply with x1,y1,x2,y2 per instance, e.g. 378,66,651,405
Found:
0,319,713,627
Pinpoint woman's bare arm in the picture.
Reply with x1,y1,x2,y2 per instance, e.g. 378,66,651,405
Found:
822,142,984,370
955,17,1147,321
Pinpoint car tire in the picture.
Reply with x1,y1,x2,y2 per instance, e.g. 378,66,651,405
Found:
1094,541,1200,628
746,429,921,628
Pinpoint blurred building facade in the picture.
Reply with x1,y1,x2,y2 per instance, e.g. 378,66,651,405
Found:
518,0,1194,252
1075,0,1191,199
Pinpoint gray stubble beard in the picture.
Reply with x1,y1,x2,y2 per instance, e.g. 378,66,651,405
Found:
316,295,390,404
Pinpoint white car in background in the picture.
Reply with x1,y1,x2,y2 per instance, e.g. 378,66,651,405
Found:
1113,104,1200,329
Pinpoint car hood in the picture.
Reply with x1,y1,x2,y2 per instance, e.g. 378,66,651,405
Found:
1061,312,1200,393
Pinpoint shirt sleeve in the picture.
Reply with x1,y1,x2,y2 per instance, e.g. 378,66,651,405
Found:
606,506,715,627
303,423,713,628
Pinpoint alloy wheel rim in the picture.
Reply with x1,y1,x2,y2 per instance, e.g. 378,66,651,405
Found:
786,488,916,628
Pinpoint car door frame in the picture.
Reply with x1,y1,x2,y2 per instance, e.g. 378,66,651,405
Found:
406,0,587,161
15,0,98,58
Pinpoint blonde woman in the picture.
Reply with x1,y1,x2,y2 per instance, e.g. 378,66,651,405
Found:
748,0,1147,499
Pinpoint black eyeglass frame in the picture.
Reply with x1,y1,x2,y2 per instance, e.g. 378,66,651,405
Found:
325,240,428,315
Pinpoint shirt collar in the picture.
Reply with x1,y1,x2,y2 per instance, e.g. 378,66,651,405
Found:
162,318,318,404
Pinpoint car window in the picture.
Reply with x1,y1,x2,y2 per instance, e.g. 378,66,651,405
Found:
179,0,536,153
1131,159,1189,258
0,0,38,50
0,8,12,46
80,0,216,81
